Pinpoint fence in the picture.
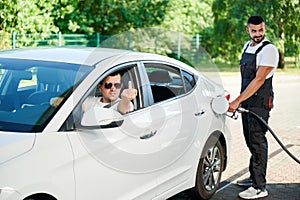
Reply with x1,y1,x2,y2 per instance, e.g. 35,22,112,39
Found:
6,32,93,48
0,32,117,49
0,31,213,69
0,31,298,69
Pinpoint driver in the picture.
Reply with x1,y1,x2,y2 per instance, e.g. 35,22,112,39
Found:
82,71,137,114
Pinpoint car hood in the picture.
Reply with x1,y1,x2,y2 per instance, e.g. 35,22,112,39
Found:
0,132,36,165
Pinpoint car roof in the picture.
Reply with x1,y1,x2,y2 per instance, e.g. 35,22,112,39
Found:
0,47,134,66
0,47,198,75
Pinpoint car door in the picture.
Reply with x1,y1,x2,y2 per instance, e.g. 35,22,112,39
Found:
141,62,214,197
65,62,162,200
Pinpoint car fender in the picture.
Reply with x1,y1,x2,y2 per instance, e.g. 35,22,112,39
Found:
0,132,75,200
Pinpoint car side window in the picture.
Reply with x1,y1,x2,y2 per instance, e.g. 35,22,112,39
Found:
144,63,184,103
61,64,142,131
182,70,196,93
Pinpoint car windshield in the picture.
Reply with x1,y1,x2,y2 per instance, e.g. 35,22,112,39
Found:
0,58,93,133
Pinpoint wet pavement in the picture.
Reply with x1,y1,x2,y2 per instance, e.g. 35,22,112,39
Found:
170,73,300,200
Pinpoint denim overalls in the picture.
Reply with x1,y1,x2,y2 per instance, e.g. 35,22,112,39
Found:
239,41,273,189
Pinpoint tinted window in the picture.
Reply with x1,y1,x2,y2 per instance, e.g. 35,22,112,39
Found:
144,63,184,103
182,70,196,92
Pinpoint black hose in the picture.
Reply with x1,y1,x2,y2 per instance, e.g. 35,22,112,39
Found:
237,107,300,165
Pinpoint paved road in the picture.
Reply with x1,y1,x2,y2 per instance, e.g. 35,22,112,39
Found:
170,73,300,200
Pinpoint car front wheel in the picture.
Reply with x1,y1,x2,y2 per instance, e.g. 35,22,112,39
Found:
191,136,224,200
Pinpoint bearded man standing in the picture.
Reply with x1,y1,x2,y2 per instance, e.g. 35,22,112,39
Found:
228,15,279,199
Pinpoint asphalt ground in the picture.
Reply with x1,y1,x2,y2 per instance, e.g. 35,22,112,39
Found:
170,72,300,200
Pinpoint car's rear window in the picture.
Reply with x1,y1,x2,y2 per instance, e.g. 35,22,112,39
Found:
0,58,93,132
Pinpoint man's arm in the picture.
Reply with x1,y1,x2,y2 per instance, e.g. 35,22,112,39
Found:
228,66,274,112
117,81,137,114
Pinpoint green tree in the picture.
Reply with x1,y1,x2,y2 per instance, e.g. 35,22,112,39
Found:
1,0,169,35
51,0,81,33
0,0,59,48
155,0,215,66
212,0,300,69
158,0,214,35
52,0,169,35
0,0,58,34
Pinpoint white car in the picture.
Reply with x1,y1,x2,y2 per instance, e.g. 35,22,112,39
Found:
0,47,231,200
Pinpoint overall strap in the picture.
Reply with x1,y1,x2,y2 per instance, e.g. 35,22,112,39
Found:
243,40,271,54
243,41,251,53
255,41,271,55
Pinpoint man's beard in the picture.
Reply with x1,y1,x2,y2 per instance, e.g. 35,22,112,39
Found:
251,35,265,44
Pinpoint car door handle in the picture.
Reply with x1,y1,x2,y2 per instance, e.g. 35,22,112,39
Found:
195,109,206,116
140,130,157,139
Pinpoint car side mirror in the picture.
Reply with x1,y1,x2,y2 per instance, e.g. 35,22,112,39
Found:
81,107,124,128
211,96,229,115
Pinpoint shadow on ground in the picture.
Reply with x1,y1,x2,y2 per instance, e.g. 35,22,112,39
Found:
168,183,300,200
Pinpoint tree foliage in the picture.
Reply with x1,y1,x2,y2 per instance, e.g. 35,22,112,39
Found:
0,0,299,68
158,0,213,35
51,0,169,35
212,0,300,68
1,0,169,35
0,0,59,34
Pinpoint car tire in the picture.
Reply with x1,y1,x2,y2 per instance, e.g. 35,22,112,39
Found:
191,136,224,200
24,194,56,200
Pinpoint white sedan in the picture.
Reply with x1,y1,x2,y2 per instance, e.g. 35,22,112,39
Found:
0,47,231,200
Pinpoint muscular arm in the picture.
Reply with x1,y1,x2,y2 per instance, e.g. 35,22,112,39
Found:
228,66,274,112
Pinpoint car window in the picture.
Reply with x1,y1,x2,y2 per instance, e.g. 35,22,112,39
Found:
63,63,142,131
0,58,92,132
182,70,196,93
84,64,141,111
144,63,185,103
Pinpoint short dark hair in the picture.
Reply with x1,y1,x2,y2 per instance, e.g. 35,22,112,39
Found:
247,15,264,25
99,71,123,85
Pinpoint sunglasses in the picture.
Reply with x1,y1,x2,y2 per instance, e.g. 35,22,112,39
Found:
104,82,122,89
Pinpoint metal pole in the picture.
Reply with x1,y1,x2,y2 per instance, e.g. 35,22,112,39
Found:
196,34,200,64
127,32,131,50
12,31,16,49
177,33,181,60
196,34,200,50
97,33,100,47
58,32,62,46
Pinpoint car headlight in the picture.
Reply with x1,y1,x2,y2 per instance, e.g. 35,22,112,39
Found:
0,187,21,200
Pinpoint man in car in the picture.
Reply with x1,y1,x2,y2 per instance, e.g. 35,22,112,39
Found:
83,71,137,114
